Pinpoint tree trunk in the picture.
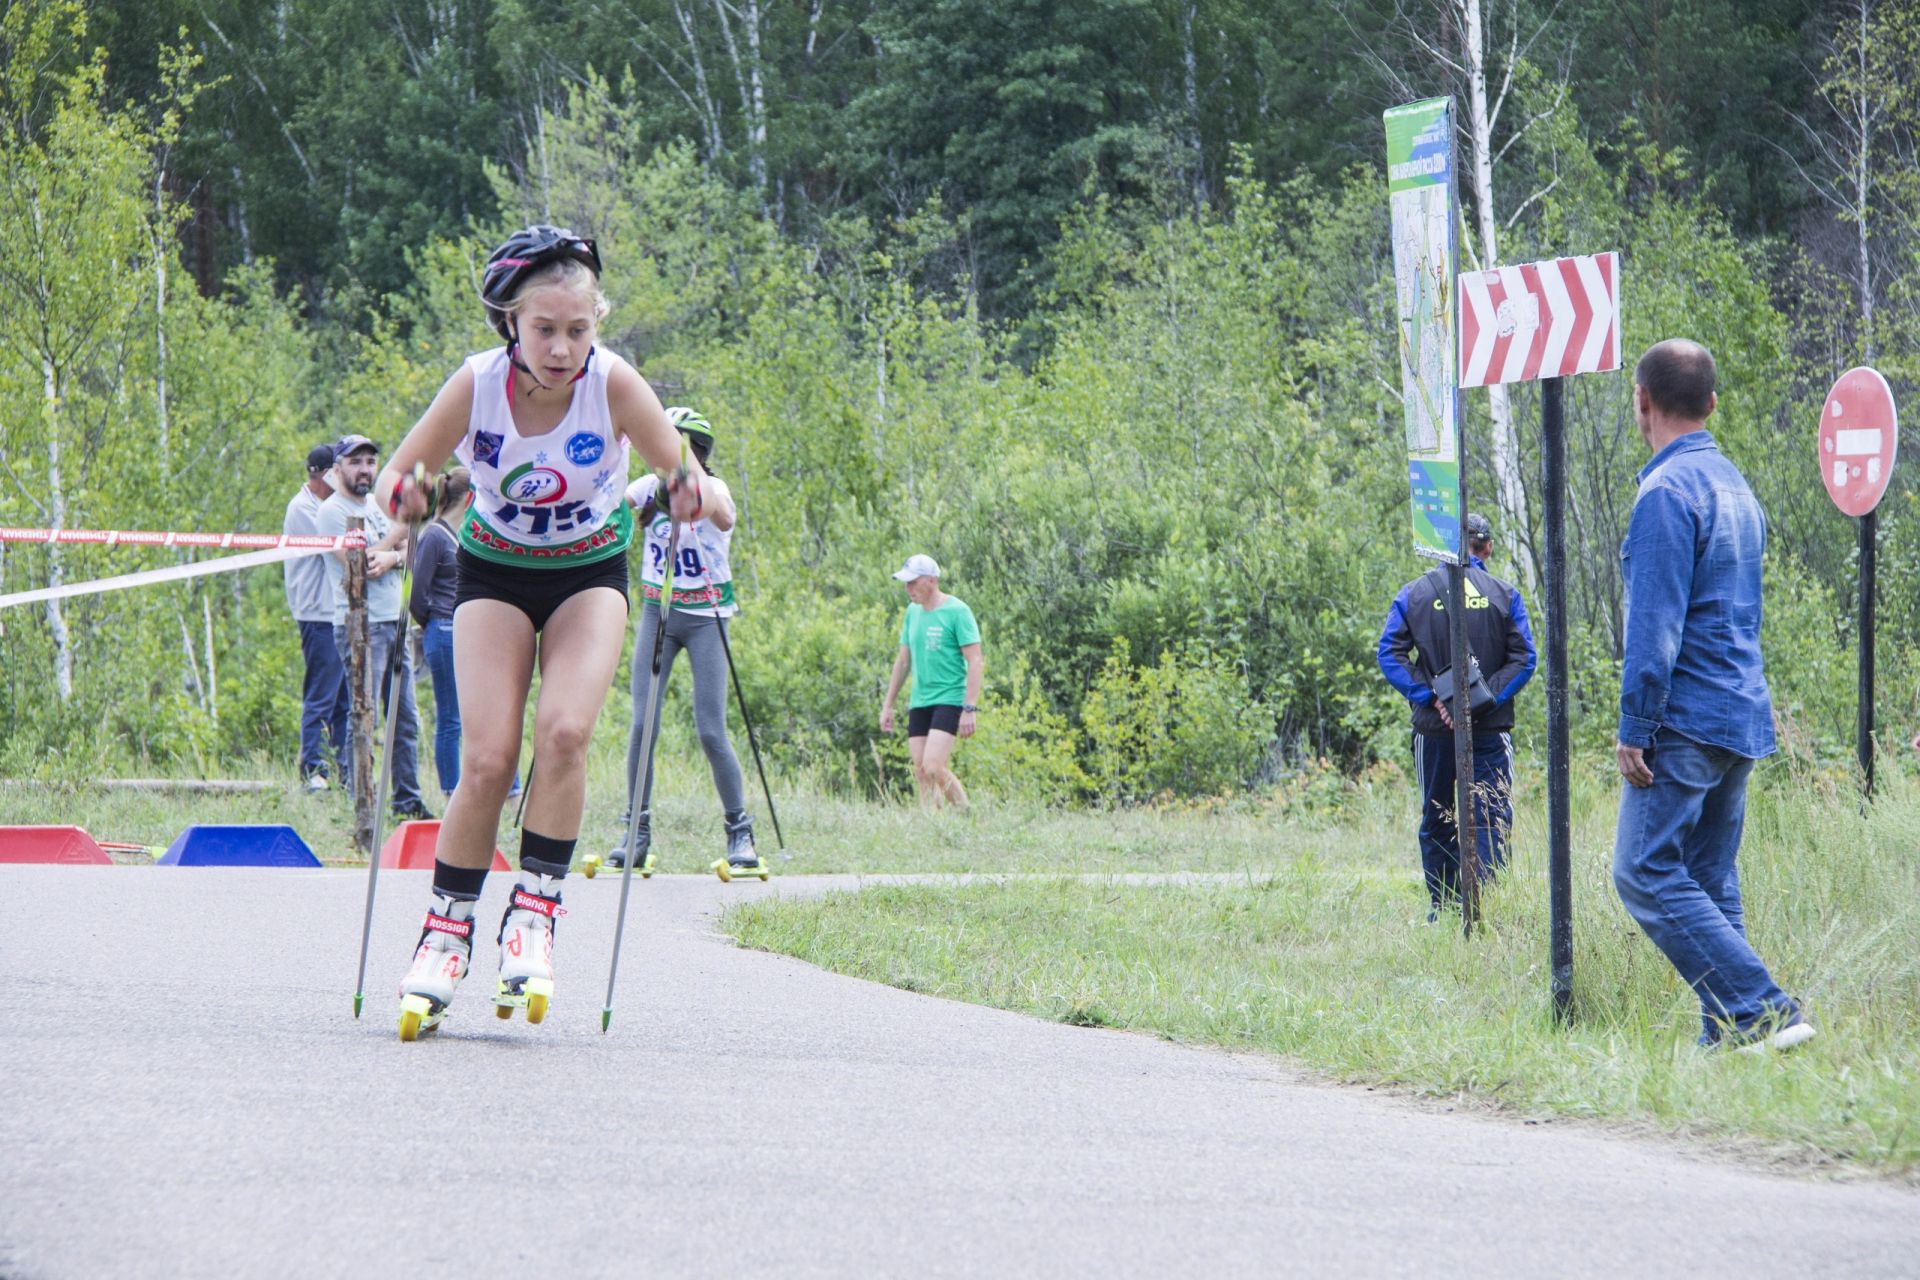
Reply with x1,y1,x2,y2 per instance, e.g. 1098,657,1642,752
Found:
204,592,218,726
1460,0,1532,579
42,354,72,703
675,2,728,163
347,518,374,854
154,168,171,468
1181,1,1206,212
711,0,769,202
1855,0,1874,363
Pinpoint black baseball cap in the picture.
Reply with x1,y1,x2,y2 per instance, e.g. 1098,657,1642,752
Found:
1464,512,1493,543
334,434,378,459
306,443,337,473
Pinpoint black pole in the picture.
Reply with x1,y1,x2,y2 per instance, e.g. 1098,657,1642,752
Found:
1541,377,1572,1021
1450,559,1479,934
713,614,788,850
1859,509,1877,798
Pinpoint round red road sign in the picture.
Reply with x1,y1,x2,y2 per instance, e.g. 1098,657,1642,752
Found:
1819,366,1898,518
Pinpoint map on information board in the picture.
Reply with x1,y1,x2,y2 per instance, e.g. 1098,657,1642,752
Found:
1384,97,1463,562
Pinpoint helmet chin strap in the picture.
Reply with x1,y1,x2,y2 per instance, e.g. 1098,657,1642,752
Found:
505,315,594,397
505,316,553,397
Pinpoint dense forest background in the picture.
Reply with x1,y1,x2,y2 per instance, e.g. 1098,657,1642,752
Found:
2,0,1917,801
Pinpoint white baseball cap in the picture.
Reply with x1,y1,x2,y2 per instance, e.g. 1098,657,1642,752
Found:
892,553,941,582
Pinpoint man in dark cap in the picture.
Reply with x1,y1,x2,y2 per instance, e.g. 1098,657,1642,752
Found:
285,442,350,791
1377,513,1537,918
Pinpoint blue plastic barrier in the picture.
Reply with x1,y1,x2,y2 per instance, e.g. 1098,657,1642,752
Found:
157,824,321,868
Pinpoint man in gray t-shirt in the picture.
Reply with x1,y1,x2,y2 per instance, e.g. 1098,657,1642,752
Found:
286,443,349,790
315,434,428,819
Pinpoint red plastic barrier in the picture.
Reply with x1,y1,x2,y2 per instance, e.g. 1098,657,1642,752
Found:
379,819,509,871
0,825,113,865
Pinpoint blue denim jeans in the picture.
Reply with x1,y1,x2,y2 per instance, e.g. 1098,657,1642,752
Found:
1413,731,1512,910
298,619,349,778
421,617,461,794
333,619,424,812
1612,729,1797,1043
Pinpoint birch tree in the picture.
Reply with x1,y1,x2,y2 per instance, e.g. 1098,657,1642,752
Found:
0,0,156,700
1350,0,1570,583
1778,0,1920,365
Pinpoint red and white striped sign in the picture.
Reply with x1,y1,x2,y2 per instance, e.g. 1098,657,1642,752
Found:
1458,252,1620,388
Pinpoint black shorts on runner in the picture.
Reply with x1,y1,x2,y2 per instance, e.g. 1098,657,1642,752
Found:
453,547,629,632
907,704,963,738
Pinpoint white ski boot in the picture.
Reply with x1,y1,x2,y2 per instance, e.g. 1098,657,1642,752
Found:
494,879,563,1023
398,903,475,1041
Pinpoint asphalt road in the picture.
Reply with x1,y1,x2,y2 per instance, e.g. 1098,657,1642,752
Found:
4,866,1915,1279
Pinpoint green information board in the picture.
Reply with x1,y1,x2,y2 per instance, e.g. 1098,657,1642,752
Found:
1384,97,1464,563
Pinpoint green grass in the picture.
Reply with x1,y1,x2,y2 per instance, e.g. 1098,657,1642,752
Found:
3,677,1419,871
727,764,1920,1177
16,704,1920,1176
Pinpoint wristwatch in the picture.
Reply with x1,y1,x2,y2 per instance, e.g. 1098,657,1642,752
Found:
961,704,979,713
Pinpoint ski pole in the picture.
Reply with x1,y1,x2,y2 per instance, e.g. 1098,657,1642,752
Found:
708,601,787,854
603,449,686,1033
353,463,431,1018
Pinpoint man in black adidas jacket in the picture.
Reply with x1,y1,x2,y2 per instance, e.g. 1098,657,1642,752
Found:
1376,513,1537,917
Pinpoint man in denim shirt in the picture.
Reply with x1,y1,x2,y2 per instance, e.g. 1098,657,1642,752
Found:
1613,339,1813,1053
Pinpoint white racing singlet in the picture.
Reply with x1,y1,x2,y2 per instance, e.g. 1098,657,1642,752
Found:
452,345,633,568
626,473,737,617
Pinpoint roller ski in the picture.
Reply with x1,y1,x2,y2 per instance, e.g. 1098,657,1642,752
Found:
583,811,652,880
493,880,562,1023
711,812,770,883
397,903,475,1041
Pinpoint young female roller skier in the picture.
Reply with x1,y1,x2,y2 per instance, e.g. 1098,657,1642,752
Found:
377,225,703,1040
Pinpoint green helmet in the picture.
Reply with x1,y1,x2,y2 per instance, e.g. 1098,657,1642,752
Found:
664,406,714,442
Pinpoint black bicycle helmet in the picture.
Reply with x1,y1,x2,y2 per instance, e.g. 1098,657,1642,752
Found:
479,224,603,341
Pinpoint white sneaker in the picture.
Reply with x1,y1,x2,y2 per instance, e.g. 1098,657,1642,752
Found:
1732,1014,1817,1055
304,773,329,793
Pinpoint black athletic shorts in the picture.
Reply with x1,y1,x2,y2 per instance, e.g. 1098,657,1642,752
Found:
453,546,629,632
907,704,963,738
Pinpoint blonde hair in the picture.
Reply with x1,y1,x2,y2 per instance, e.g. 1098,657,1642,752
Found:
503,257,609,327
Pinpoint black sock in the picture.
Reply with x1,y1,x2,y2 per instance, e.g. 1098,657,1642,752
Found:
519,829,575,879
430,860,487,922
432,859,488,902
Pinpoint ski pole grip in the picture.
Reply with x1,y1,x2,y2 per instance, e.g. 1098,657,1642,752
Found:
387,462,432,518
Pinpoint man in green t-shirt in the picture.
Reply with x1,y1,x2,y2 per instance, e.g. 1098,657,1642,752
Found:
879,554,983,810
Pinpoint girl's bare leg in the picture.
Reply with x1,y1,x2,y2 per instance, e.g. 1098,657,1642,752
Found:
436,599,535,869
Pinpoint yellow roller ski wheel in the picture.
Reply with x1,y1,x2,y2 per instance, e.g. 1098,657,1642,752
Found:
712,857,732,883
399,995,430,1042
495,1002,513,1020
526,992,548,1024
581,855,600,880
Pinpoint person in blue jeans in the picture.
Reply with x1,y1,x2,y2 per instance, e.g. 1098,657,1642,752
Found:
1613,339,1814,1054
285,443,350,790
409,469,469,800
408,468,520,805
1377,512,1536,918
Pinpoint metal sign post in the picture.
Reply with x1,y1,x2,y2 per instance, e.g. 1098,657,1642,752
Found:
1541,377,1572,1019
1457,251,1621,1014
1385,97,1480,932
1859,508,1876,795
1818,366,1899,796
